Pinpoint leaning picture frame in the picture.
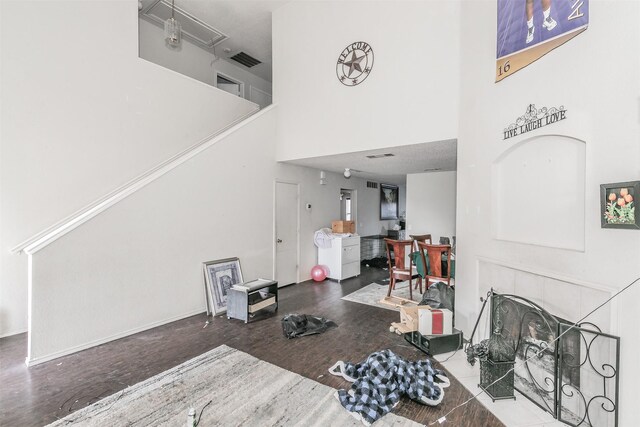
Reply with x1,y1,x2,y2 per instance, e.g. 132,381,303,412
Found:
203,257,244,315
600,181,639,230
380,183,399,220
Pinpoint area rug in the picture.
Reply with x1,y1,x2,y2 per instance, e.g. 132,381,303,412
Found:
48,345,421,426
341,282,420,311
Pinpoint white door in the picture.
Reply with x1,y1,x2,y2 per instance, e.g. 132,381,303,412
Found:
216,72,243,98
275,182,299,287
218,82,241,97
340,188,357,228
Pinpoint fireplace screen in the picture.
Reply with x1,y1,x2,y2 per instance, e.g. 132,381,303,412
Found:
490,293,619,426
491,294,568,416
557,323,620,427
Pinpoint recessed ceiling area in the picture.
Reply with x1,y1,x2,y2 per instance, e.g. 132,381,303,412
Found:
285,139,457,185
139,0,288,82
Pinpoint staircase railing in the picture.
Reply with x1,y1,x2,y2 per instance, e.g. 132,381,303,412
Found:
12,104,272,255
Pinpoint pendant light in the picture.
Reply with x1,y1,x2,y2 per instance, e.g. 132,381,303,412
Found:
164,0,181,47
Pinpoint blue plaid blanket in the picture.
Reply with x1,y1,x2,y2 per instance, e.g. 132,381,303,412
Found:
329,350,449,426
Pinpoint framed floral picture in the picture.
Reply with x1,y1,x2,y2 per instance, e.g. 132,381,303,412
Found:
600,181,639,229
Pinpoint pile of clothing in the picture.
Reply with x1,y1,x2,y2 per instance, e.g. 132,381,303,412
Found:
329,349,449,426
281,313,337,339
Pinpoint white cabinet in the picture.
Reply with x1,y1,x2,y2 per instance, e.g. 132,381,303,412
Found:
318,236,360,282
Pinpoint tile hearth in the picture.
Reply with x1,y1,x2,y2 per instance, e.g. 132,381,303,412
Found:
435,350,567,427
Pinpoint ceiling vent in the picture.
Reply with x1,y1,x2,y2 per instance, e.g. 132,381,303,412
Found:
423,168,442,172
366,181,379,189
230,52,262,68
366,153,395,159
140,0,228,49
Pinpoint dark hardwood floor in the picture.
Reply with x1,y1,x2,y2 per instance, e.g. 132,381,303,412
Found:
0,267,504,427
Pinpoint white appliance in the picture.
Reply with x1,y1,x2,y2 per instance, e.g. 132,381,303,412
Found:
318,236,361,282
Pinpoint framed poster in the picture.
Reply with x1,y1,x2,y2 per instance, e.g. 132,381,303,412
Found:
496,0,589,82
380,184,399,220
203,257,244,315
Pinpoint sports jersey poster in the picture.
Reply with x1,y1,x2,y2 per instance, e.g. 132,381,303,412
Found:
496,0,589,82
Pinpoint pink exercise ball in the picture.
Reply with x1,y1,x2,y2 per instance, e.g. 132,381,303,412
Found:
311,265,327,282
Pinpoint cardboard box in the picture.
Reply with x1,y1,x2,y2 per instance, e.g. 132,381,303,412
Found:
332,220,355,234
418,308,453,335
399,305,431,332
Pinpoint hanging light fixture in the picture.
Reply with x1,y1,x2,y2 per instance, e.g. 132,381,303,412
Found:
164,0,182,47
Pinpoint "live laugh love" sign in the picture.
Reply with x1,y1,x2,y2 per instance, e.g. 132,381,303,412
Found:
503,104,567,140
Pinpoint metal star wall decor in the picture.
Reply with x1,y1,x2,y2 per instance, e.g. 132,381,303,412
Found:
336,41,374,86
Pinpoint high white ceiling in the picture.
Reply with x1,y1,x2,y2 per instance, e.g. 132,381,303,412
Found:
285,139,458,185
140,0,287,82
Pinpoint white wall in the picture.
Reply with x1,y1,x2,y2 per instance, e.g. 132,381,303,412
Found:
493,136,586,251
26,106,404,362
29,108,276,363
253,171,406,296
0,1,258,337
273,168,406,281
138,19,272,104
336,179,406,237
406,171,457,243
456,1,640,425
273,0,460,161
272,167,360,281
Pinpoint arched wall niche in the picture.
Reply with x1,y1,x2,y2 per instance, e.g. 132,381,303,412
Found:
491,134,586,251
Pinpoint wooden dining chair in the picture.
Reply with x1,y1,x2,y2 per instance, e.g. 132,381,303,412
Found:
409,234,432,251
415,242,452,287
409,234,432,294
383,238,415,300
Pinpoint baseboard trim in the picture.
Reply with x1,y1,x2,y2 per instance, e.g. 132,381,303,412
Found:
25,309,205,367
0,328,28,339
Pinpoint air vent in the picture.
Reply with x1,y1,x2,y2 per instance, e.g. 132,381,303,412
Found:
423,168,442,172
366,181,378,189
230,52,262,68
366,153,395,159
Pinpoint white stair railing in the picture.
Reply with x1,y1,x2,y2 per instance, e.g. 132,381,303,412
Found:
13,104,273,255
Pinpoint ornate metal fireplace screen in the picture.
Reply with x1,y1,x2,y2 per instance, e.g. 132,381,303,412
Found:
490,293,620,427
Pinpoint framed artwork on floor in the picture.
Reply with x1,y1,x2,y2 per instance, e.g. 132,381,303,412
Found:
600,181,639,229
203,257,244,315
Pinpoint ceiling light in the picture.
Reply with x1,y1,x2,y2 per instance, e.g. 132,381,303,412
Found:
164,0,182,48
344,168,352,179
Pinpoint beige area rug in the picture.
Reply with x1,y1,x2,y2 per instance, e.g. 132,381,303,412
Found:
48,345,421,426
341,282,421,311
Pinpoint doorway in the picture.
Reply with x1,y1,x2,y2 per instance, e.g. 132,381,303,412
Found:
340,189,357,228
275,181,299,287
216,72,244,98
